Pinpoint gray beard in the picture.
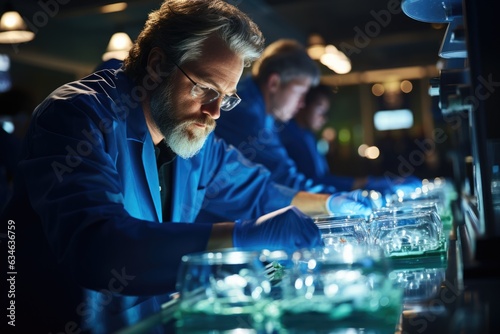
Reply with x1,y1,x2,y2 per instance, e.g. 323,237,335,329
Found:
149,80,212,159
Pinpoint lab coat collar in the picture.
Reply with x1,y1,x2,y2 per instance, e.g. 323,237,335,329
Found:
114,69,163,222
113,69,151,143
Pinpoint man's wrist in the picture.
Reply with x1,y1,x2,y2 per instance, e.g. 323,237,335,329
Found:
207,222,235,250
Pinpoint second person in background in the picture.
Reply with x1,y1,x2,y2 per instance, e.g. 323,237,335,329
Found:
214,39,333,192
278,83,360,191
213,39,421,205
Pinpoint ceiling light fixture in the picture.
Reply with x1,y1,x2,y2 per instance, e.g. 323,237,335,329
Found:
100,2,128,14
102,32,133,61
320,45,352,74
0,6,35,44
307,33,326,60
307,34,351,74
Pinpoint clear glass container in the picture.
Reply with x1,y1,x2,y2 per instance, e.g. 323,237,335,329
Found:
390,267,446,302
371,205,444,241
386,190,451,222
175,249,273,328
279,246,403,332
313,215,370,251
370,211,441,257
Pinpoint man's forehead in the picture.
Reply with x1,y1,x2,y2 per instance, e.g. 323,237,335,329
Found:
199,35,236,61
186,38,243,92
280,74,313,84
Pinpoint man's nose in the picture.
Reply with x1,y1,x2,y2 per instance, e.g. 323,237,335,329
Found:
201,99,222,120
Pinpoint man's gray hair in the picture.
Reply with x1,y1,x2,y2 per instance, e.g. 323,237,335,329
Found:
124,0,265,82
252,39,320,86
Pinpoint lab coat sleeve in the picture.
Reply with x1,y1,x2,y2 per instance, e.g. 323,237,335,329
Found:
20,97,213,295
216,98,334,193
280,122,355,191
197,135,298,222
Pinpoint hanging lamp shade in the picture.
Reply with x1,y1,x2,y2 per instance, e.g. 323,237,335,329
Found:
0,10,35,44
102,32,133,61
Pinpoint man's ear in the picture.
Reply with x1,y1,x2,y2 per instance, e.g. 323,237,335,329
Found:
146,47,167,84
266,73,281,93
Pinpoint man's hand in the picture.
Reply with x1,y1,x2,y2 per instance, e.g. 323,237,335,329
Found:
233,206,323,252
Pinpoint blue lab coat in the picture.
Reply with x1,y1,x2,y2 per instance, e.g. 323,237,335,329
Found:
214,75,335,193
280,119,356,191
0,69,296,333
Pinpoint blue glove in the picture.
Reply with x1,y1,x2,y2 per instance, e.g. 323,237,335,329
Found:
326,190,373,217
366,175,422,196
233,206,323,252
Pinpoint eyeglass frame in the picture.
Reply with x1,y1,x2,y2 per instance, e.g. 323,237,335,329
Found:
171,61,241,111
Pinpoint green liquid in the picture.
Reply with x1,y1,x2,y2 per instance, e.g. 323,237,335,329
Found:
280,274,402,318
177,297,272,329
280,292,402,332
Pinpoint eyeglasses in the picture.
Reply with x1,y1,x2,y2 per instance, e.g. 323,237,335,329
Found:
172,62,241,111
